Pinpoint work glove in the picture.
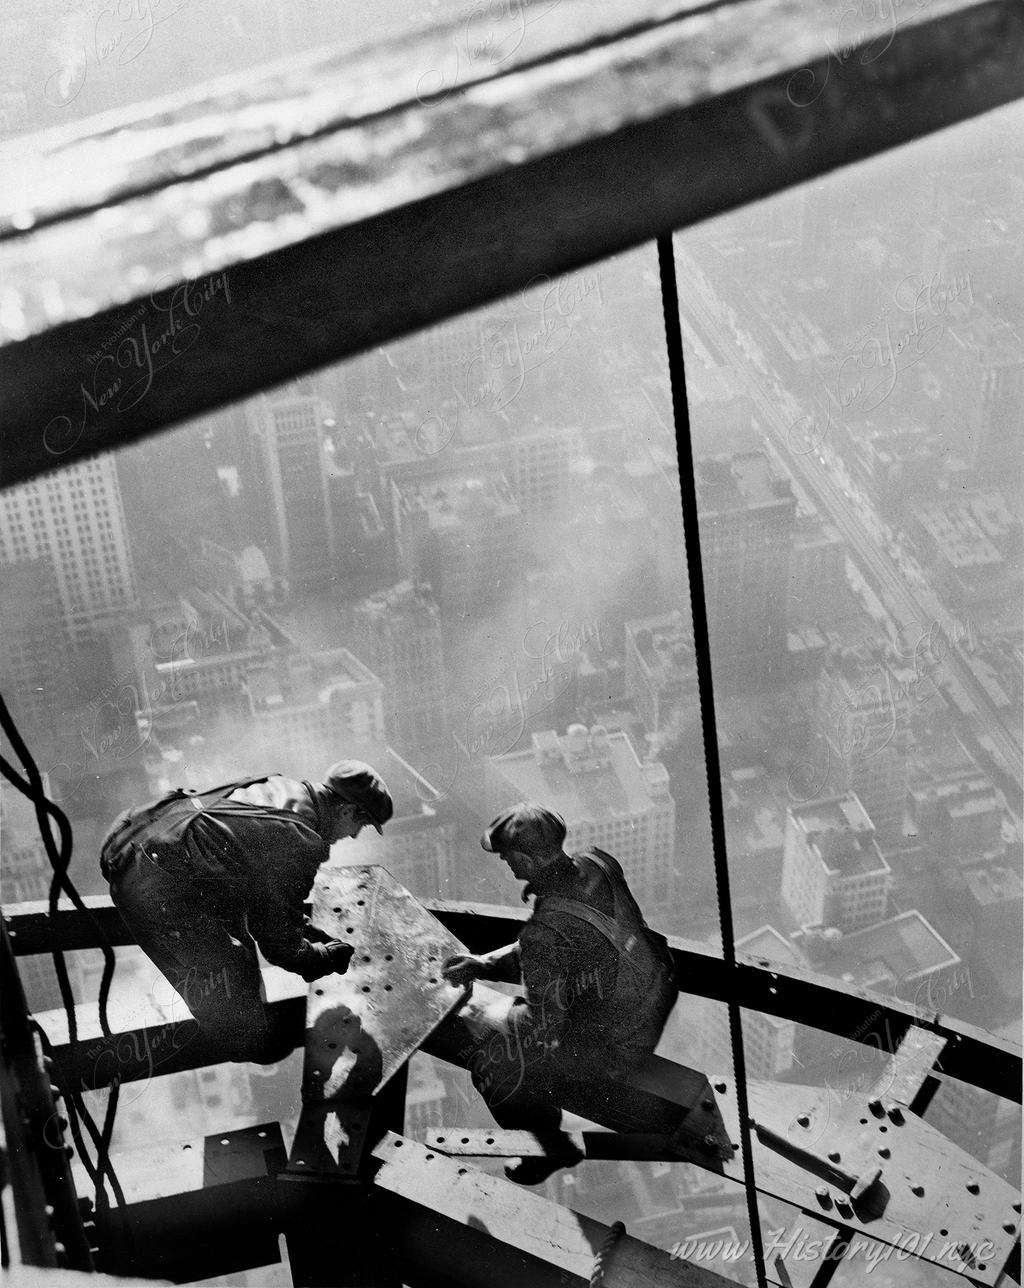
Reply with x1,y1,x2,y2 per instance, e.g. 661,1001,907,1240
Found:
302,913,336,944
441,953,490,987
322,940,355,975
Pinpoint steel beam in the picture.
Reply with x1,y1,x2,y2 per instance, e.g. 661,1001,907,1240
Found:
423,1128,694,1161
88,1122,285,1283
11,898,1021,1103
0,921,91,1272
370,1131,737,1288
1,0,1022,487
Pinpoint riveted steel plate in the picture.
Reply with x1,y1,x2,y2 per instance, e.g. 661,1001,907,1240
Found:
303,865,468,1102
711,1074,1021,1285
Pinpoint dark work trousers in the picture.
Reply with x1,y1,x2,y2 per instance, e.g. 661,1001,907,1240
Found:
445,991,604,1139
109,849,292,1064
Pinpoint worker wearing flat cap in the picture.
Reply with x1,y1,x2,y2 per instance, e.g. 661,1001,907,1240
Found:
100,761,392,1063
442,802,677,1184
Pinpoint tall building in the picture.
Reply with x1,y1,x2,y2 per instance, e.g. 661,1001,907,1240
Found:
781,793,891,934
0,559,73,760
240,648,385,773
961,864,1024,1011
0,782,84,1012
688,926,802,1080
391,470,522,622
927,1078,1001,1170
352,583,448,752
501,426,585,515
813,645,918,837
810,910,960,1003
624,611,697,735
248,392,337,589
0,454,137,642
909,494,1016,609
694,453,796,690
486,724,676,915
111,590,284,721
946,309,1024,476
907,771,1006,865
787,512,846,624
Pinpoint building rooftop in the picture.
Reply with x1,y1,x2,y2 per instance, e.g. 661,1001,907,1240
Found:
693,451,794,515
827,910,959,988
355,580,440,624
789,792,874,836
963,865,1024,907
245,648,381,710
396,472,519,528
948,306,1024,367
788,793,890,877
913,502,1003,569
488,725,668,826
626,611,694,675
737,924,806,970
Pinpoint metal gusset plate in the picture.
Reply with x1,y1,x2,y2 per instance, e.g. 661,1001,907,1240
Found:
711,1074,1021,1285
303,865,468,1102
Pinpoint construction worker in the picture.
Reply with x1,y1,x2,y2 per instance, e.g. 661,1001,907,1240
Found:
100,761,393,1064
442,803,678,1183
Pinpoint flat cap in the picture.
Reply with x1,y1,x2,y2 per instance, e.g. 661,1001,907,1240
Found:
323,760,393,834
481,802,566,854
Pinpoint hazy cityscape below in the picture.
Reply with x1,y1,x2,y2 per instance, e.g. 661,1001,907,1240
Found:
0,23,1021,1284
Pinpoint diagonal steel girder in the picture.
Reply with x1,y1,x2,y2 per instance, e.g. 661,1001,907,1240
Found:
1,0,1022,488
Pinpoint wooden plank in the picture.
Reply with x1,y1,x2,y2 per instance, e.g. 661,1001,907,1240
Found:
370,1131,738,1287
1,0,1021,488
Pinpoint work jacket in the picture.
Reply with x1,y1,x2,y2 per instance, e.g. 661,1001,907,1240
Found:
506,849,678,1070
100,775,338,981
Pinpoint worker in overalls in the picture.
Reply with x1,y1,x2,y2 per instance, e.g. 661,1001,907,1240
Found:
100,761,393,1064
442,803,678,1183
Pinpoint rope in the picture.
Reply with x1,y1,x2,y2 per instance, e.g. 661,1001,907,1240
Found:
656,235,769,1288
590,1220,626,1287
0,693,125,1218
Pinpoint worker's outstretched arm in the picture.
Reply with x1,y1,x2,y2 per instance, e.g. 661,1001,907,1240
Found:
442,941,521,987
243,820,352,981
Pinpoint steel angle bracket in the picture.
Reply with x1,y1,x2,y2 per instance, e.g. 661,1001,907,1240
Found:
711,1073,1022,1286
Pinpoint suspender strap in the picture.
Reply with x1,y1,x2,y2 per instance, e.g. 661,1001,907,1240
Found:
583,849,649,933
539,896,641,955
